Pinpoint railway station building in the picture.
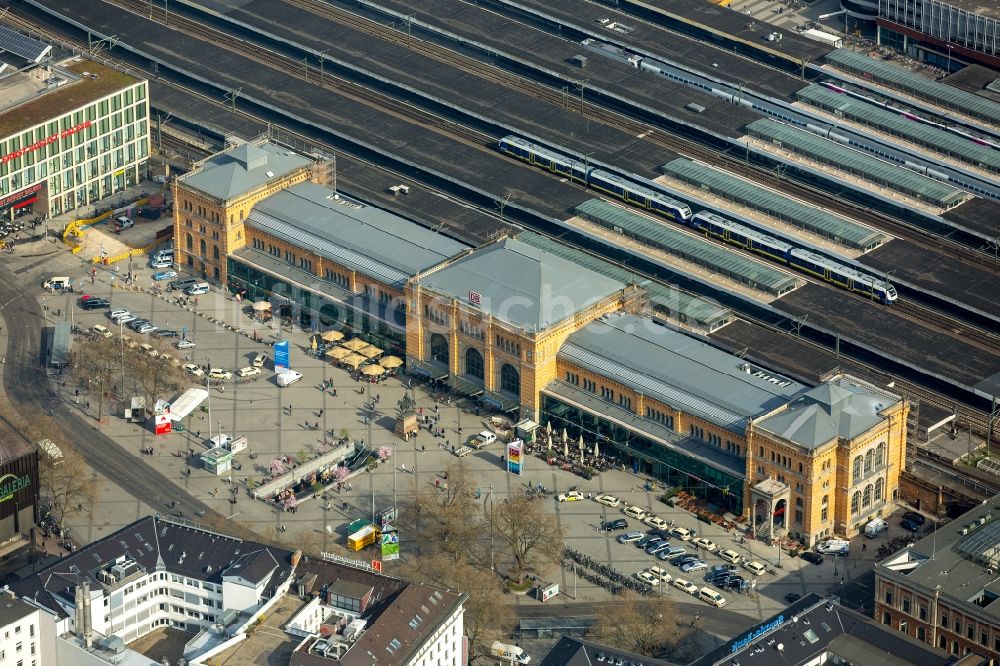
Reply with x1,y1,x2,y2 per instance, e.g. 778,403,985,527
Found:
0,41,150,221
174,139,908,545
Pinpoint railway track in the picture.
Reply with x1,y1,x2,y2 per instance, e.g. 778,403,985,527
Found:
299,0,1000,268
893,299,1000,356
108,0,492,150
13,6,997,441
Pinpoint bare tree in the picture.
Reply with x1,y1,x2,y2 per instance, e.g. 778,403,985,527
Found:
403,460,483,559
128,346,185,416
590,593,686,657
39,442,102,530
71,336,124,419
490,492,564,583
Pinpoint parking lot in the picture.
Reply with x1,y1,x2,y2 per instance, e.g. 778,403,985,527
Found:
21,250,901,625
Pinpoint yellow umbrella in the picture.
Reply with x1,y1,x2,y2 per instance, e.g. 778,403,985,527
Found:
381,355,403,369
357,344,383,359
321,330,344,342
311,337,317,351
326,347,351,360
342,353,367,369
252,301,271,311
340,338,369,351
361,364,386,376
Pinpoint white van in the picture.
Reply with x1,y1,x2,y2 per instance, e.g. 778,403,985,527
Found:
185,282,210,295
623,505,647,521
864,518,889,538
816,539,850,555
91,324,113,338
277,370,303,387
699,587,727,607
42,276,71,290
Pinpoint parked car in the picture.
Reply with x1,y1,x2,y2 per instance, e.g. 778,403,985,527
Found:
645,516,670,531
136,323,158,334
699,587,727,607
237,366,261,378
149,258,173,269
155,329,179,338
635,571,659,587
176,339,196,349
169,277,200,291
647,542,672,556
743,561,767,576
153,270,178,281
594,494,621,508
670,527,693,541
816,539,850,555
617,531,644,544
673,578,698,595
717,548,742,564
902,511,926,526
185,283,210,296
557,491,584,502
252,352,267,368
601,518,628,532
801,552,824,565
182,363,204,377
672,555,699,567
636,535,664,549
81,297,111,310
693,537,718,552
900,518,921,533
647,566,672,582
681,560,708,573
207,368,232,380
711,563,738,573
90,324,112,338
864,518,889,538
137,343,158,357
277,370,303,387
109,309,130,319
127,319,150,330
623,505,647,521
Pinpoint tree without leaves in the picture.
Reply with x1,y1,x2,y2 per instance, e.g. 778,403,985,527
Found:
490,491,565,583
589,593,686,657
71,336,124,420
127,344,185,416
39,441,102,530
403,460,483,560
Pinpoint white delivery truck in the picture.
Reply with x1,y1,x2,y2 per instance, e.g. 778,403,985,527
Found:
491,642,530,664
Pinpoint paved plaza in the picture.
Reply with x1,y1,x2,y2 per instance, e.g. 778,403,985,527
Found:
0,222,907,627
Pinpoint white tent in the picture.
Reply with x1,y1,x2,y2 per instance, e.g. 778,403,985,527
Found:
168,388,210,421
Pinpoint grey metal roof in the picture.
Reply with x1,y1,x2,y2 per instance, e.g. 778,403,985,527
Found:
178,141,312,201
249,182,467,289
825,48,1000,125
755,376,900,449
516,231,732,328
560,313,805,433
575,199,801,296
419,237,625,331
660,157,888,250
746,118,967,208
796,85,1000,173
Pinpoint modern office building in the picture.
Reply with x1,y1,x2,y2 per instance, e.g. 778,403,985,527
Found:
174,140,909,545
0,30,150,221
875,494,1000,662
875,0,1000,69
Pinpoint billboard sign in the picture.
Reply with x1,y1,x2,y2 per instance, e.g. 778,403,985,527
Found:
507,439,524,476
274,339,290,371
381,527,399,561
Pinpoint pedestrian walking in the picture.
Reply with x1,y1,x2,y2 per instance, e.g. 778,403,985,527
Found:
319,408,324,417
862,543,867,553
333,388,338,397
421,444,425,453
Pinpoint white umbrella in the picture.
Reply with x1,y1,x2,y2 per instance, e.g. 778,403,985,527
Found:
562,427,568,444
580,448,585,464
546,421,552,437
563,439,569,457
547,434,552,452
593,439,600,457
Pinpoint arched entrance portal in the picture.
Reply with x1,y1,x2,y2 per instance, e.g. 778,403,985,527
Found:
749,478,790,546
429,333,449,365
465,347,484,380
500,363,520,396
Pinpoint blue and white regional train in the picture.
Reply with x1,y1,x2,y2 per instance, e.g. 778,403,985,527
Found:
498,134,897,304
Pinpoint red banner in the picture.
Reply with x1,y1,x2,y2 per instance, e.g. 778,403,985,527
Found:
2,121,92,164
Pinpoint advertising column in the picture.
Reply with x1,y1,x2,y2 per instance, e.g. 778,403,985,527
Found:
274,340,290,372
507,439,524,476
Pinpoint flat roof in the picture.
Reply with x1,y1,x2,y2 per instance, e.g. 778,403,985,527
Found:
560,312,805,433
746,118,967,208
179,141,312,201
418,237,625,332
575,199,800,295
660,158,888,250
249,182,467,289
825,49,1000,124
0,58,142,138
878,494,1000,621
795,85,1000,172
515,231,732,327
943,0,1000,19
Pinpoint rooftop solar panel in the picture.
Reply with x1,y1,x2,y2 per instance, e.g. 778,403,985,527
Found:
0,25,51,63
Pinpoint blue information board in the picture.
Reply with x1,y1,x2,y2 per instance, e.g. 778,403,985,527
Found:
274,339,290,371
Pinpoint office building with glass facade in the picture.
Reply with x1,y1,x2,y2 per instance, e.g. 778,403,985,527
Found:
0,56,149,220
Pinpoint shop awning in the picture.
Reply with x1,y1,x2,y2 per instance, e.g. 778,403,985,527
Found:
446,374,484,397
483,390,519,413
409,359,448,381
